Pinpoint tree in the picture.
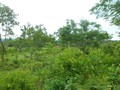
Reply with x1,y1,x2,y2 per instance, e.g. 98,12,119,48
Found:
20,24,55,48
0,34,5,62
0,3,18,62
90,0,120,26
56,19,111,50
20,24,55,60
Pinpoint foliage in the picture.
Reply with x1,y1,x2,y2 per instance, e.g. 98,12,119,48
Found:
0,3,18,62
20,24,55,48
0,1,120,90
56,19,111,51
0,3,18,38
0,70,37,90
0,42,120,90
90,0,120,26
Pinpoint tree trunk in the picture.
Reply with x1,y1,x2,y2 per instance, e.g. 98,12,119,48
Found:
0,34,5,62
5,31,7,41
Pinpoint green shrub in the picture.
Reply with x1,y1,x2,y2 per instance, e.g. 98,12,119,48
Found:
0,70,37,90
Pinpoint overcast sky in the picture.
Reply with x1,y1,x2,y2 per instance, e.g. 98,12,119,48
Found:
0,0,119,40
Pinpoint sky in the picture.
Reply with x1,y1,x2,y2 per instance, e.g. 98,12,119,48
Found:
0,0,119,40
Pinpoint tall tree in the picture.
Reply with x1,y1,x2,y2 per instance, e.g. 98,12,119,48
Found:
20,24,55,60
90,0,120,26
56,19,111,49
0,3,18,62
20,24,54,48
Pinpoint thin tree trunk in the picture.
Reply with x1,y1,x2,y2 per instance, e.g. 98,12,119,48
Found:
0,34,5,62
5,31,7,41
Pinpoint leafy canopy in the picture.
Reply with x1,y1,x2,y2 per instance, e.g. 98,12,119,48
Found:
20,24,55,48
56,19,111,47
90,0,120,26
0,3,18,38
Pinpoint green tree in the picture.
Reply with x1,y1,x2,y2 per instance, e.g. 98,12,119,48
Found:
90,0,120,26
56,19,111,49
20,24,55,60
0,3,18,39
0,3,18,62
20,24,55,48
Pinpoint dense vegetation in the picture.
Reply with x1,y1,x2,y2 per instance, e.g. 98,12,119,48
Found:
0,0,120,90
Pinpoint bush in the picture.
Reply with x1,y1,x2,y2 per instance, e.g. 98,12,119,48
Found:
0,70,37,90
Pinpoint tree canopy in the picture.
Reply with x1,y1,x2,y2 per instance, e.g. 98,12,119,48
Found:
0,3,18,39
56,19,111,48
90,0,120,26
20,24,55,48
